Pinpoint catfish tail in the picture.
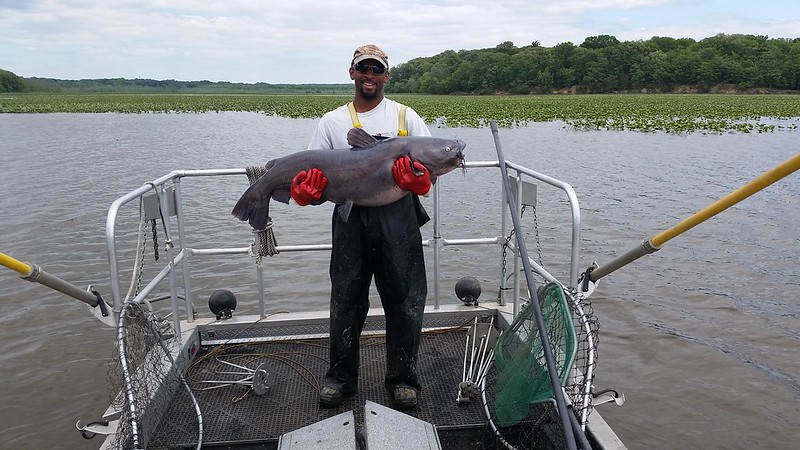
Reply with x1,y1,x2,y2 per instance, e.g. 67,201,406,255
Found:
231,185,271,230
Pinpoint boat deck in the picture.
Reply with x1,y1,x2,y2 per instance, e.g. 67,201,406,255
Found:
146,311,562,449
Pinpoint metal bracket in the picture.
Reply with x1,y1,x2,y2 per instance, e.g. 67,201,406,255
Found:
143,186,176,220
508,176,537,207
76,419,119,440
594,391,625,407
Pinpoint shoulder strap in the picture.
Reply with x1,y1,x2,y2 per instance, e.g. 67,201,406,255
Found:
398,104,408,136
349,101,408,136
347,102,362,128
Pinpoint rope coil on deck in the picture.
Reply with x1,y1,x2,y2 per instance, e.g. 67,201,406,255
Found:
246,166,279,257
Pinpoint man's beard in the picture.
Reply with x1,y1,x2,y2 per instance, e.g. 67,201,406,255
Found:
358,84,380,100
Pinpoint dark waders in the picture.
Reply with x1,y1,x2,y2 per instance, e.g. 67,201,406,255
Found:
325,194,428,394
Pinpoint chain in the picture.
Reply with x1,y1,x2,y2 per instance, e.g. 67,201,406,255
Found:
498,219,515,301
499,205,531,300
500,227,514,279
500,204,550,301
133,230,146,298
501,205,531,279
530,205,544,269
151,219,159,261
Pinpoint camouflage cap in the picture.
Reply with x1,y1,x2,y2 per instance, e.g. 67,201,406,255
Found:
352,44,389,69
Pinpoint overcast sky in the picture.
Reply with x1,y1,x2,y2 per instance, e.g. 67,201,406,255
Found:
2,0,797,84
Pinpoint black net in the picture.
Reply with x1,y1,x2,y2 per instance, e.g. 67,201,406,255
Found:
107,302,200,449
563,288,600,429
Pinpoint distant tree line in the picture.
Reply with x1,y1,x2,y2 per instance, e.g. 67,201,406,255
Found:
0,74,352,94
0,69,25,92
3,34,799,94
387,33,800,94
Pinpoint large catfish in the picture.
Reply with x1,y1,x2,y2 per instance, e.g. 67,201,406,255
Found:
231,128,466,230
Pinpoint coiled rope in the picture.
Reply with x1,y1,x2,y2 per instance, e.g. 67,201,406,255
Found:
245,166,279,257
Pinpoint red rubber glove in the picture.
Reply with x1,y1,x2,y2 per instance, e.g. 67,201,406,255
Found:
291,168,328,206
393,155,431,195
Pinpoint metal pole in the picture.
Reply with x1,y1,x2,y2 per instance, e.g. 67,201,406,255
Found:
432,182,441,309
160,186,182,339
498,172,508,307
490,121,578,450
1,251,101,307
590,152,800,282
173,178,195,322
257,257,266,319
512,170,522,316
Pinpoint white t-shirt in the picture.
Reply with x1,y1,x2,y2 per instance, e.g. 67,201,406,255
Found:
307,97,431,150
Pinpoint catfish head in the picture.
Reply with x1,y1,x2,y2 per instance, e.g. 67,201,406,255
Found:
405,137,466,181
344,127,466,182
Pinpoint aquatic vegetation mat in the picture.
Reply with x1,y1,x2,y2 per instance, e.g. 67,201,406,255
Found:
3,93,797,133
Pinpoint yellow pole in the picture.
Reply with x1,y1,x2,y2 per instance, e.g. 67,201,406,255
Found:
0,251,32,276
589,152,800,283
1,250,103,307
651,152,800,247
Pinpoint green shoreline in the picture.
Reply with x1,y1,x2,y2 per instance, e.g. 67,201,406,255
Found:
2,93,798,133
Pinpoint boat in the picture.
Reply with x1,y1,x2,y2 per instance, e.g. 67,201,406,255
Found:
52,121,626,450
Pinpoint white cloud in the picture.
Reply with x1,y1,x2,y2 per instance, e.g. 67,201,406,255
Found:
0,0,796,83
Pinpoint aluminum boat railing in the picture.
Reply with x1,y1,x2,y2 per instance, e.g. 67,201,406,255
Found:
104,160,582,338
96,126,602,449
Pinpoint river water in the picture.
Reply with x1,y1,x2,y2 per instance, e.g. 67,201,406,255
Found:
0,113,798,449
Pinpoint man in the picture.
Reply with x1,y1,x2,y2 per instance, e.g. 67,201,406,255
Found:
290,44,431,410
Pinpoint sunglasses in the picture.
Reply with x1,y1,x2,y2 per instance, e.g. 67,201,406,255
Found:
353,63,387,74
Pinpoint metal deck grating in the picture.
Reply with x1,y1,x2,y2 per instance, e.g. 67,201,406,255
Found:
148,314,495,449
198,311,486,343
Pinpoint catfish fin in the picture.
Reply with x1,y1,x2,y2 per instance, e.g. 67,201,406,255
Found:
231,188,271,231
408,154,426,176
271,188,291,205
338,201,354,223
347,128,379,149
